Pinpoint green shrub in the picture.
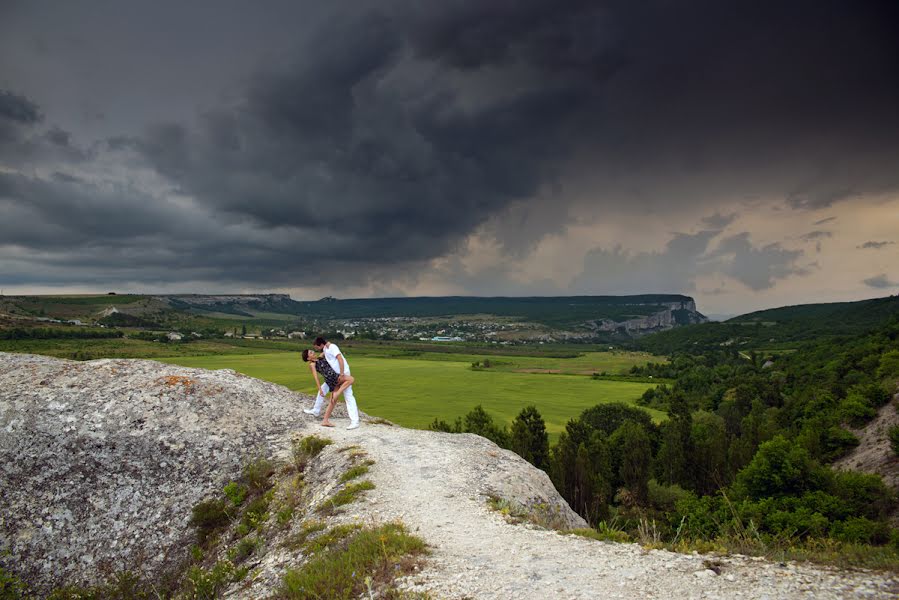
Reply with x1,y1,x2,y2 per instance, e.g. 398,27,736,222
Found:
239,492,272,533
837,393,876,427
276,506,295,526
339,462,373,483
242,458,275,494
183,561,247,599
283,521,328,551
300,524,361,555
299,435,333,458
828,470,895,521
229,536,260,563
0,567,28,600
293,436,333,471
647,479,693,512
889,425,899,457
853,381,893,408
319,481,376,515
818,426,860,462
830,517,892,545
732,436,825,500
280,523,427,599
190,499,232,542
565,523,631,543
223,482,247,507
46,572,152,600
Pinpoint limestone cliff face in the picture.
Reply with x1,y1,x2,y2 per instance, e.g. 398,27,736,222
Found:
587,302,707,334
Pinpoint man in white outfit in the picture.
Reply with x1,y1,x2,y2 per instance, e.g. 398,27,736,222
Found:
303,336,361,429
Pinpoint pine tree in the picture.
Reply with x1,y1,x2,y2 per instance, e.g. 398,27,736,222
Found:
610,421,652,505
656,391,692,486
510,405,549,471
463,405,509,448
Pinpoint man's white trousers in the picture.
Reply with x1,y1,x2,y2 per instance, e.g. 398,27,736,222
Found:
312,383,360,424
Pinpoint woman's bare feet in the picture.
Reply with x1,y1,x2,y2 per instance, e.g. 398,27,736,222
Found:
321,420,335,427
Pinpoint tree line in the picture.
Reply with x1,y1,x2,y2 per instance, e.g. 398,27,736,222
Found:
433,316,899,550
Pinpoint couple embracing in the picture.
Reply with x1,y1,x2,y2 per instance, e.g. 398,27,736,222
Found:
301,336,360,430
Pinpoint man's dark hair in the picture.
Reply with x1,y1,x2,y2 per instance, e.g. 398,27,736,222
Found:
301,349,312,362
313,336,327,347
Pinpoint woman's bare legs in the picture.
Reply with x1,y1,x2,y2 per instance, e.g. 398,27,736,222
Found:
331,374,354,400
321,375,354,427
321,394,337,426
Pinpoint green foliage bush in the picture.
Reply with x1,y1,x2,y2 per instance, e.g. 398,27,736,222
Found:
580,403,657,438
731,437,824,500
190,499,232,542
837,392,876,427
242,458,275,494
293,435,333,472
319,481,376,515
223,482,247,507
647,479,693,512
889,425,899,457
280,523,427,599
183,561,247,599
239,493,272,533
0,567,28,600
830,517,891,545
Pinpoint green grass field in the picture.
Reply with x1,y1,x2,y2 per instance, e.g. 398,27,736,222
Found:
158,352,663,440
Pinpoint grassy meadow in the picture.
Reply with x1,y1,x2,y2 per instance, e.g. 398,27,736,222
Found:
0,332,665,440
158,350,663,440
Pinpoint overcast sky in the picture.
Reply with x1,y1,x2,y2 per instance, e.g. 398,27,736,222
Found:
1,0,898,315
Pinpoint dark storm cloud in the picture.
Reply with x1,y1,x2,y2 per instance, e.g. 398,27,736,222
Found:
2,0,899,289
863,274,899,289
0,90,41,124
0,88,88,166
858,241,895,250
124,0,899,283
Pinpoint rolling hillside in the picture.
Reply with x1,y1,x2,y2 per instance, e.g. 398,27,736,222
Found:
637,294,899,354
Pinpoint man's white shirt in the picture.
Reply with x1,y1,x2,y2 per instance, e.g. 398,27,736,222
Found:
323,343,350,376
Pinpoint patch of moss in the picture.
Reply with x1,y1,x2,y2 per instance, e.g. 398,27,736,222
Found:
318,481,376,515
339,462,373,483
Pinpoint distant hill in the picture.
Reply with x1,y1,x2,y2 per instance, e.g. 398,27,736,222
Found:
285,294,703,328
637,294,899,354
0,293,706,339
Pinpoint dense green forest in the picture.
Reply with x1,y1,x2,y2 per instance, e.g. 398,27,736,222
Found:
635,295,899,354
438,315,899,565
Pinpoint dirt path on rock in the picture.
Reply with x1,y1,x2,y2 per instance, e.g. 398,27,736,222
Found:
295,420,899,600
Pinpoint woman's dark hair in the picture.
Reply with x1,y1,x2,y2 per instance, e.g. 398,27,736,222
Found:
301,349,312,362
